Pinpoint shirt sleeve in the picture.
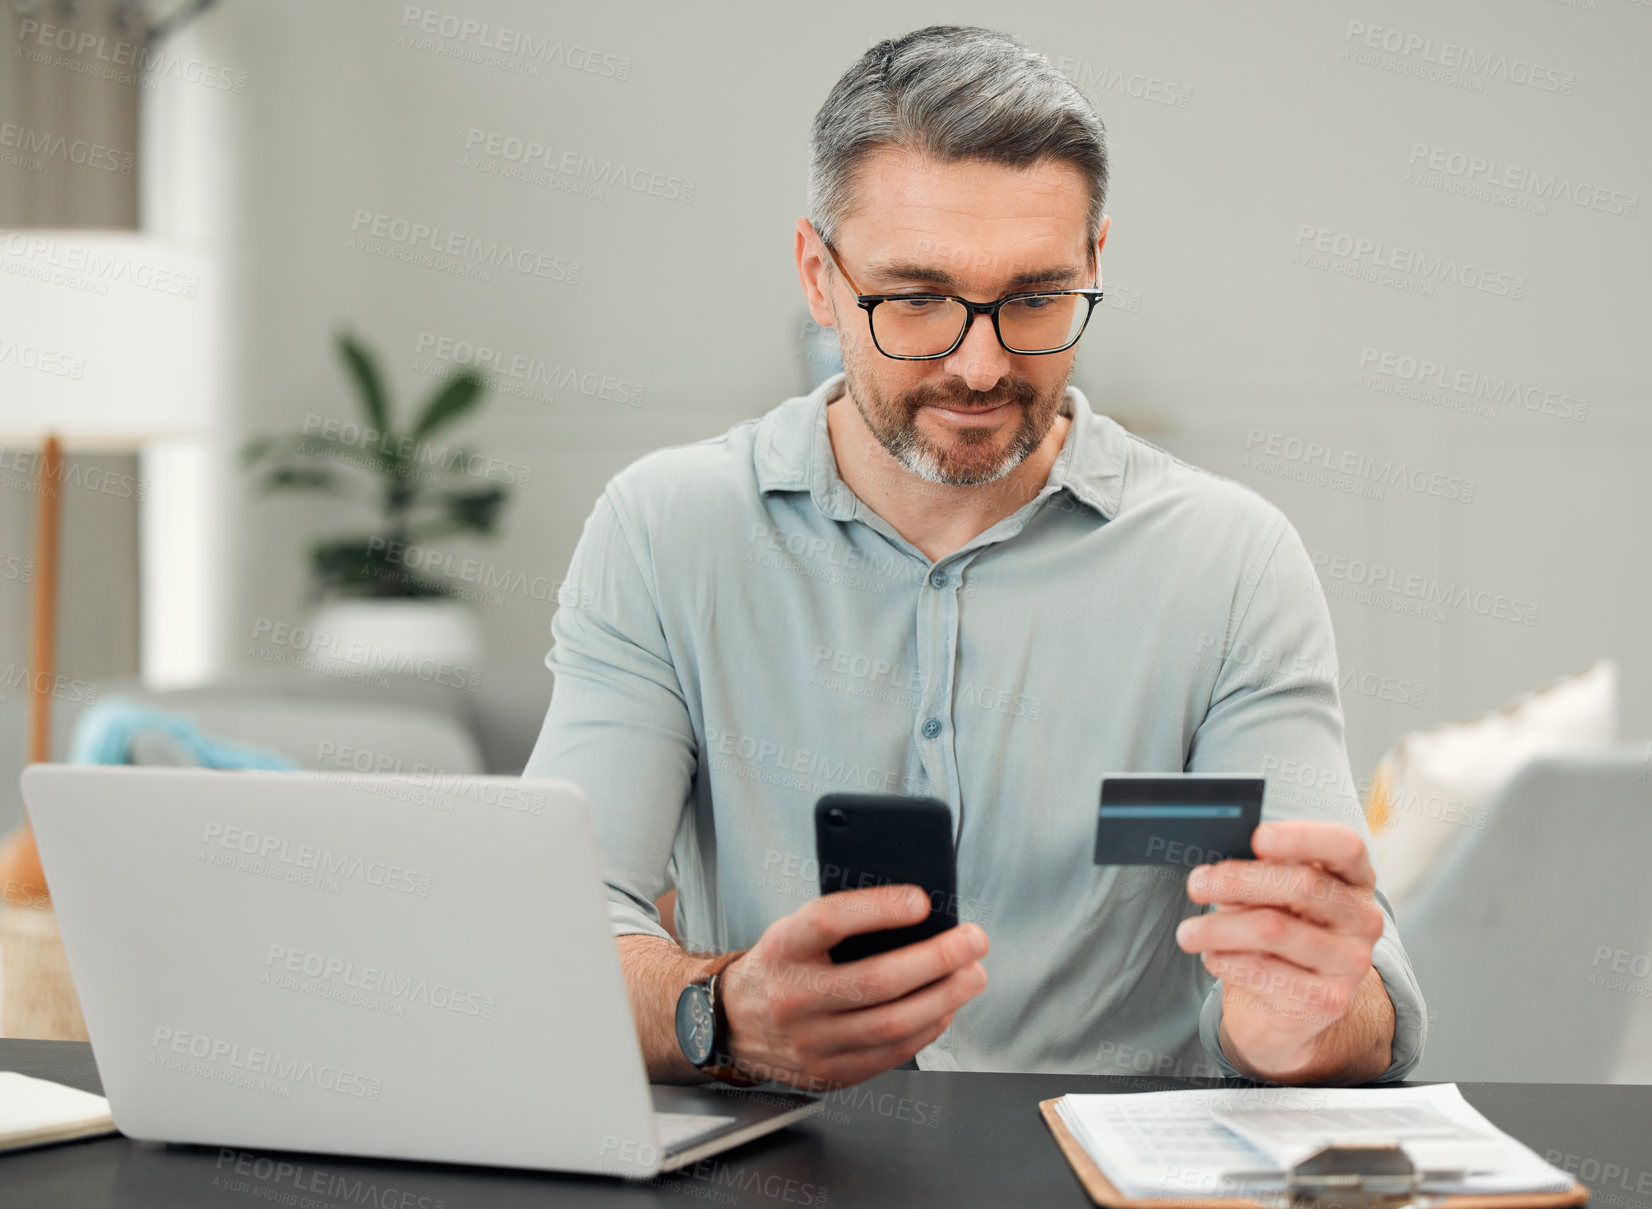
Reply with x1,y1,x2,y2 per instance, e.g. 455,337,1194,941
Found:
1188,514,1428,1083
522,485,695,943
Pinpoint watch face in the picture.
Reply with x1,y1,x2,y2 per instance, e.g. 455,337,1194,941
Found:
675,983,716,1068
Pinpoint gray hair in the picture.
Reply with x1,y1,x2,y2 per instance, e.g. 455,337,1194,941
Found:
807,26,1109,261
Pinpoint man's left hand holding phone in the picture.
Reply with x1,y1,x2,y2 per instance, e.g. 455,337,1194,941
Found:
707,793,989,1091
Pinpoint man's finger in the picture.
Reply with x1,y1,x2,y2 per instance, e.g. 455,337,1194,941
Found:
774,883,932,961
1188,859,1380,932
809,1011,957,1090
810,961,986,1060
1251,819,1377,887
840,921,989,1007
1203,951,1356,1025
1178,906,1370,978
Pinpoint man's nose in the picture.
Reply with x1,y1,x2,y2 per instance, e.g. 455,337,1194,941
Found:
938,310,1012,394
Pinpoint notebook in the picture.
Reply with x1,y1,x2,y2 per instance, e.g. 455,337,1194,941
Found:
0,1072,117,1153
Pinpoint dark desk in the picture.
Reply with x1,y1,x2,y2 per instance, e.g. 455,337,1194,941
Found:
3,1039,1648,1208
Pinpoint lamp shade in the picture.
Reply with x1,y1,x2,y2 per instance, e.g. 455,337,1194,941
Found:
0,230,218,445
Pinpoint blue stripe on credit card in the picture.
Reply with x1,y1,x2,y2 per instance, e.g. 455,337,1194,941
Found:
1097,805,1243,818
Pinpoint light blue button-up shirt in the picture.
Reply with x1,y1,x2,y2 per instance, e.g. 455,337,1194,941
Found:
525,372,1426,1081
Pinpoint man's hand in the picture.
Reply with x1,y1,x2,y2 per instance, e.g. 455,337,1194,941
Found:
718,883,989,1090
1175,819,1395,1084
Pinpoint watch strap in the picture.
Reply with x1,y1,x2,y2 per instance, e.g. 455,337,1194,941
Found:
700,950,760,1087
701,949,746,982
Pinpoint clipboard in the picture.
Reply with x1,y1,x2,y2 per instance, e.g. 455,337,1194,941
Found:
1039,1098,1591,1209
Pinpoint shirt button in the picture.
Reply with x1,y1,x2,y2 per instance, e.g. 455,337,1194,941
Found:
921,718,942,739
929,569,948,589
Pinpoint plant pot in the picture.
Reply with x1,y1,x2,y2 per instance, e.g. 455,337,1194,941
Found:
304,596,484,681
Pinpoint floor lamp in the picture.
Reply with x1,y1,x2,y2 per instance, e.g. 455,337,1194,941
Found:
0,231,216,1037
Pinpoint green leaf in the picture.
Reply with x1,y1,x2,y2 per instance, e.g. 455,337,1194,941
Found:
337,331,391,437
257,465,339,495
310,536,452,599
442,485,507,533
411,369,486,443
241,434,277,467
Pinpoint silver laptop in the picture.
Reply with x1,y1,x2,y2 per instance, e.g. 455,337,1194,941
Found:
20,765,819,1177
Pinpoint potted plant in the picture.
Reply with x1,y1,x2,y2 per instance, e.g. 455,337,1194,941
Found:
242,331,510,674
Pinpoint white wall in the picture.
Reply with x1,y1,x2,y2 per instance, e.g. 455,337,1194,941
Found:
148,0,1651,780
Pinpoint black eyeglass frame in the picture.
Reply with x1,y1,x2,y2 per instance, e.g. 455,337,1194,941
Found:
821,238,1105,361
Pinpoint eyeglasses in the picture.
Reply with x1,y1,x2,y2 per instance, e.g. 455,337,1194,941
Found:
821,239,1104,360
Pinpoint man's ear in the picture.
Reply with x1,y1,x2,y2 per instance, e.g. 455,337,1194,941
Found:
795,218,837,328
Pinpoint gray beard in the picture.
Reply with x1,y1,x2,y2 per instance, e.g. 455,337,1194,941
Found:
844,369,1063,487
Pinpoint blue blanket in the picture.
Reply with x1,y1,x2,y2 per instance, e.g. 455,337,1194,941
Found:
67,698,298,770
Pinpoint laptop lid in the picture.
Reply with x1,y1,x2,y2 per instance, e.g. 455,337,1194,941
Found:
21,765,667,1177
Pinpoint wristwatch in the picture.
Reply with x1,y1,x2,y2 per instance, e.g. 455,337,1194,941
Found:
675,950,758,1086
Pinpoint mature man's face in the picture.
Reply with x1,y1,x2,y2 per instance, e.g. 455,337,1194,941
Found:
823,148,1097,486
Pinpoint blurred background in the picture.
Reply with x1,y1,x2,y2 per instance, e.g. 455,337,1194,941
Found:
1,1,1648,1081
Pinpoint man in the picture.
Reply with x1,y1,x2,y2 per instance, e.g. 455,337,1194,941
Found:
525,25,1426,1091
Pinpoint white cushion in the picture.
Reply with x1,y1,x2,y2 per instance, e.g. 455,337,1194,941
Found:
1368,659,1618,914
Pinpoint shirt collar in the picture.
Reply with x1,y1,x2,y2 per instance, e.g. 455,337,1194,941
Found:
754,371,1126,522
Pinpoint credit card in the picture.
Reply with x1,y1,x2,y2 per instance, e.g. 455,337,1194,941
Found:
1093,775,1264,869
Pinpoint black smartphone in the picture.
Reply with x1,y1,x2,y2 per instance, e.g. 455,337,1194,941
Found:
814,793,959,964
